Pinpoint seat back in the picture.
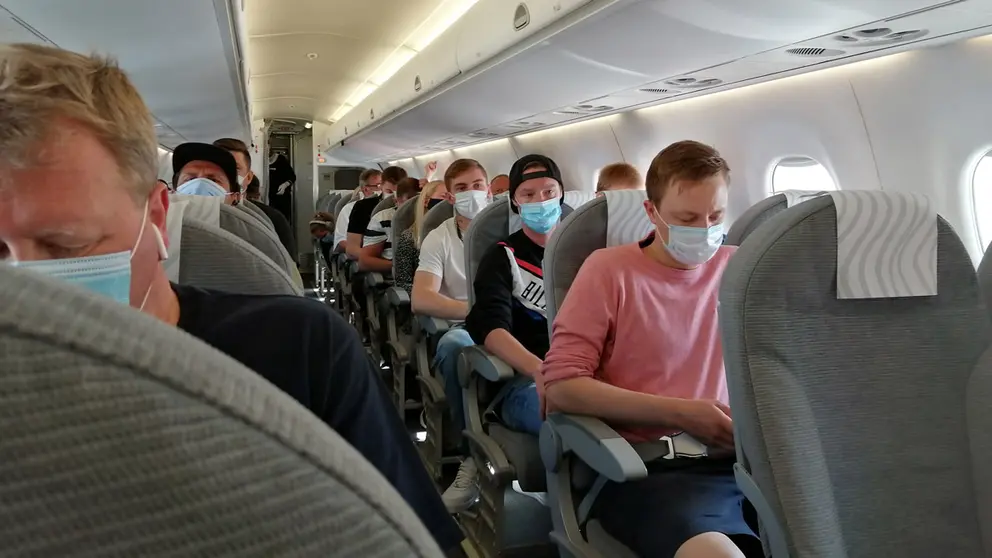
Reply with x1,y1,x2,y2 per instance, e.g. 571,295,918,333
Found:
420,202,454,245
978,246,992,319
373,196,397,216
562,190,597,211
0,265,444,558
720,191,992,558
334,193,356,218
725,190,828,245
173,196,300,287
393,197,418,237
239,200,275,231
545,190,652,326
465,197,511,308
164,205,299,295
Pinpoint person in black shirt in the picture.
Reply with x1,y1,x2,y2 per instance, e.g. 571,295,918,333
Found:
346,165,407,261
268,151,296,224
0,46,463,556
173,285,464,554
465,154,566,437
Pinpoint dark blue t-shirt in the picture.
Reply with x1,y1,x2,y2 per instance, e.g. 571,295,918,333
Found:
173,284,462,551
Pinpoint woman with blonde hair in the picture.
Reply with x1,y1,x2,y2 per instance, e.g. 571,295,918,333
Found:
394,180,447,294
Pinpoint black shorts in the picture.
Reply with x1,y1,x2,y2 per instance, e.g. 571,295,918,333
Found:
594,458,762,558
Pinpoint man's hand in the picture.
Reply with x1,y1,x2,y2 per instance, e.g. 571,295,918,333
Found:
672,399,734,450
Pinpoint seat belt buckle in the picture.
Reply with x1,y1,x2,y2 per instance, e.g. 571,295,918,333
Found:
659,433,708,460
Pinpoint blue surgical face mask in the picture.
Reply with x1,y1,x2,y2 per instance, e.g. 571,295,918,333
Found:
12,200,165,308
659,218,724,266
518,197,561,234
177,177,227,197
319,233,334,244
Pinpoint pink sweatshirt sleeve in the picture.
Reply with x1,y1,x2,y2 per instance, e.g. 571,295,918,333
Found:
538,250,617,395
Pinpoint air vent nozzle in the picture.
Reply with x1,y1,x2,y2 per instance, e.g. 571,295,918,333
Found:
663,77,723,89
514,3,530,30
833,28,927,46
785,47,845,57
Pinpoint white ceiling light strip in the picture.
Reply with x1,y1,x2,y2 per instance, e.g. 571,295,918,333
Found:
329,0,479,122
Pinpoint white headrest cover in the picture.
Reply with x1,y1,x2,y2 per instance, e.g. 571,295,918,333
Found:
830,191,937,299
781,189,829,208
172,194,222,226
508,205,523,235
605,189,653,247
563,190,597,210
163,197,189,282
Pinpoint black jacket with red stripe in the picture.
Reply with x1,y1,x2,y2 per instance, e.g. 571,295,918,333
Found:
466,229,550,360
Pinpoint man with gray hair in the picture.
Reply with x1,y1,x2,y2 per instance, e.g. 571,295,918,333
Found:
0,43,464,556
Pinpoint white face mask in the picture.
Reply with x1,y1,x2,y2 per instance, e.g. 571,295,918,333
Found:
659,218,724,266
454,189,490,219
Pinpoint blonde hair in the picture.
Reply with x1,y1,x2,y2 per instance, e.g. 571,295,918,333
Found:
414,180,445,249
596,162,643,192
0,44,158,201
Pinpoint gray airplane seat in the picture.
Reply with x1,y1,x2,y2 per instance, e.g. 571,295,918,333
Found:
383,197,420,411
172,195,303,291
725,190,828,246
540,190,655,558
164,199,300,296
419,201,455,246
412,201,459,482
364,196,400,363
720,191,992,558
978,245,992,319
0,264,444,558
334,192,355,218
458,197,554,557
239,200,276,232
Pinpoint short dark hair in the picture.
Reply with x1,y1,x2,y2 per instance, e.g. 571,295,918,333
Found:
645,140,729,204
381,165,408,185
213,137,251,167
396,177,422,201
444,158,487,189
245,175,260,196
359,168,382,186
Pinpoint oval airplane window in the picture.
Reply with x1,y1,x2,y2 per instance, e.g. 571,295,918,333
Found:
972,151,992,251
771,156,838,193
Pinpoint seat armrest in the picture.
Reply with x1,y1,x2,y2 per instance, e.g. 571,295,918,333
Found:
366,272,386,289
544,413,647,483
348,261,360,275
386,287,410,307
463,430,514,481
459,344,515,386
416,314,451,335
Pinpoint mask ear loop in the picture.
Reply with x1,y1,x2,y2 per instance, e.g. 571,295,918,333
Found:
131,198,168,312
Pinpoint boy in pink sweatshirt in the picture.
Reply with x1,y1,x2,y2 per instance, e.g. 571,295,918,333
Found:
538,141,759,558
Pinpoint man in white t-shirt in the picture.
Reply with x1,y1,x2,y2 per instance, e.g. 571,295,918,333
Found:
412,158,492,512
334,169,381,255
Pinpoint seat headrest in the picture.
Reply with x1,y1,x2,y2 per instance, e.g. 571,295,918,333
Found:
724,194,788,246
372,196,396,216
171,217,300,296
0,265,444,557
562,190,597,211
333,195,353,217
465,198,511,307
604,189,653,247
174,194,222,225
174,194,299,288
238,201,275,231
393,197,418,236
830,191,936,299
420,202,454,245
781,189,829,208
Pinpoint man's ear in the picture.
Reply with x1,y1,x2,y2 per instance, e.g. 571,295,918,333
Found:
150,181,170,250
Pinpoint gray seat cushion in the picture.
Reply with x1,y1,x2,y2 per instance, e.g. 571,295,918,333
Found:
0,265,443,558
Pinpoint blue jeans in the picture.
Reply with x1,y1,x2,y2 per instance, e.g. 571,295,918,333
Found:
499,381,542,435
434,327,475,433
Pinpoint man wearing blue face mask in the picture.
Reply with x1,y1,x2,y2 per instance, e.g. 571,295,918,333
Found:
0,43,464,557
172,142,241,206
464,154,565,438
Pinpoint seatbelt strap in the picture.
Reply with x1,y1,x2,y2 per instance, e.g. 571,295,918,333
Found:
482,376,528,423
